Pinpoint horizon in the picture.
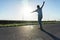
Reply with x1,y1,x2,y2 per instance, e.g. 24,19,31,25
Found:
0,19,59,21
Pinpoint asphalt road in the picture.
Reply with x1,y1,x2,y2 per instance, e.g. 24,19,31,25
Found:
0,24,60,40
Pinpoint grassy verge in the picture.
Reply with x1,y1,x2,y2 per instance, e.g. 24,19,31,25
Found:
0,21,60,27
0,23,38,27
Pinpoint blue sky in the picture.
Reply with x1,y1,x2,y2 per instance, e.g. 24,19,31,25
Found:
0,0,60,21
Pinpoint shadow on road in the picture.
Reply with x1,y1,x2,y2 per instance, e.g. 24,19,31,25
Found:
41,29,60,40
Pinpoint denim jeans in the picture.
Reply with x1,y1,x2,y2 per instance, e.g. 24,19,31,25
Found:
38,16,42,29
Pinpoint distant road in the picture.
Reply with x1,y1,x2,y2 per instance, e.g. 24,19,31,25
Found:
0,24,60,40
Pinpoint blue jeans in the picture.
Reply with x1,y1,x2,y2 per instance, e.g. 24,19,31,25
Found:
38,16,42,29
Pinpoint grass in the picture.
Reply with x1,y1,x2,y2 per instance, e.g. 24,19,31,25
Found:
0,21,60,27
0,23,38,27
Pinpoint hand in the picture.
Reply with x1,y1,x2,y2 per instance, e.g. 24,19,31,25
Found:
43,1,45,4
31,12,33,13
30,12,33,13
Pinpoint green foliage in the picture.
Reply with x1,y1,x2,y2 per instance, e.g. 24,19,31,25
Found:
0,21,60,27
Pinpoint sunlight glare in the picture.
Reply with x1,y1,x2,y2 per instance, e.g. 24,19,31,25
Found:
19,0,37,20
23,25,34,29
20,3,34,20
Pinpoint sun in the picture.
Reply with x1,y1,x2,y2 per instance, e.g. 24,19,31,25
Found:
20,4,34,20
22,5,32,14
19,0,35,20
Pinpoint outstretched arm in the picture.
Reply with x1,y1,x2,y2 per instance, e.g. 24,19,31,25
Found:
41,1,45,8
31,9,37,13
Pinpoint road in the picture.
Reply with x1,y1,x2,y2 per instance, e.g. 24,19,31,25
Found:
0,24,60,40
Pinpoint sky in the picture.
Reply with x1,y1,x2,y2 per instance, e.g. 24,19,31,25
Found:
0,0,60,21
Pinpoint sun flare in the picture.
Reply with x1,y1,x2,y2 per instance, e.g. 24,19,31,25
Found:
20,4,34,20
23,25,34,29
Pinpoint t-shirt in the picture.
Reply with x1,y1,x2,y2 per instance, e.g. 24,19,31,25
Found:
36,8,43,19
